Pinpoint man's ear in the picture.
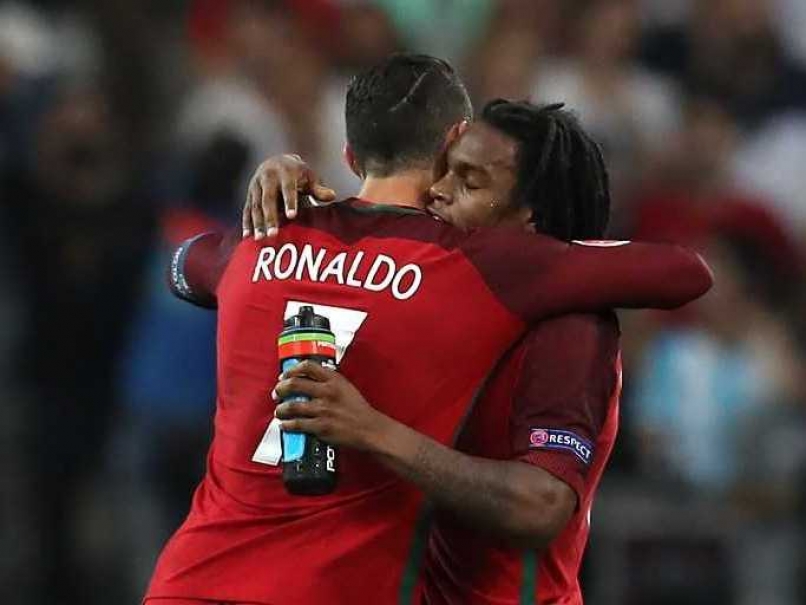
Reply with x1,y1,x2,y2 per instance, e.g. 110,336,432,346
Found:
444,120,469,149
434,120,468,179
343,144,362,178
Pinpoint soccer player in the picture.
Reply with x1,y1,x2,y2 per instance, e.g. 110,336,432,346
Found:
267,100,634,604
146,55,711,605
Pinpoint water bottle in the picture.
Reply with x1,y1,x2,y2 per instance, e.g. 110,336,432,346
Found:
278,305,338,495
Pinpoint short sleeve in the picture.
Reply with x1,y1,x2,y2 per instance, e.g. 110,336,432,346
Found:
509,313,620,500
168,230,234,308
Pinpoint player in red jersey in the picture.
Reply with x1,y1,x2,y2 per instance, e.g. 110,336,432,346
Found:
251,100,679,604
419,101,627,605
146,56,711,605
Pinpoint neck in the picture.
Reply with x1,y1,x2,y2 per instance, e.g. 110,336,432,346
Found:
356,170,433,209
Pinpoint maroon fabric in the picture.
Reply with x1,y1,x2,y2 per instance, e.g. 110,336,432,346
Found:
152,201,703,604
509,313,620,499
145,599,258,605
425,313,621,605
176,199,713,316
458,228,713,320
146,599,221,605
150,203,526,604
168,230,238,308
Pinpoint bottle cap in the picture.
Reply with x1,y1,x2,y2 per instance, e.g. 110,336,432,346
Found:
284,305,331,331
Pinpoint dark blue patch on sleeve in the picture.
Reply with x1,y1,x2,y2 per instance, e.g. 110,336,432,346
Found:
168,233,214,306
529,428,594,465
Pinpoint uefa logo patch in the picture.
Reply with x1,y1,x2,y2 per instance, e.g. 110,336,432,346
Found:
529,429,549,447
529,428,594,465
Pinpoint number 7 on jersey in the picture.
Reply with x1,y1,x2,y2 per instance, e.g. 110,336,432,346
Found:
251,301,368,466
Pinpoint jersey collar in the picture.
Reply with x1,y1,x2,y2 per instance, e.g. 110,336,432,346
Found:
344,197,426,216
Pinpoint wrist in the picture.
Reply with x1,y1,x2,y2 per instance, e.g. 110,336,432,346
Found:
363,410,405,456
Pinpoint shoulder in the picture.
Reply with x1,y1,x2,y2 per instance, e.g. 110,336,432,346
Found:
514,312,621,403
508,313,621,487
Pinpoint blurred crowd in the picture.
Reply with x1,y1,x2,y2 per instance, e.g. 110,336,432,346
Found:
1,0,805,603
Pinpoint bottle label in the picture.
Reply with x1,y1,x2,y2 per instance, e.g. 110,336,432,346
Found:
280,356,309,462
278,332,337,360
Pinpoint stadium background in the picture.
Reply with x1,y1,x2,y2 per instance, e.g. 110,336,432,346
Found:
1,0,805,603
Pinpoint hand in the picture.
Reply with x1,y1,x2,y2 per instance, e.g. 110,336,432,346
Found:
243,154,337,240
273,360,393,452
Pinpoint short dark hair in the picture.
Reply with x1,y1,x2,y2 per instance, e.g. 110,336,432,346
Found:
345,53,473,177
481,99,610,241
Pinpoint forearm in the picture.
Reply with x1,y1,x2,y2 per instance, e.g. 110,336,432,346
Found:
274,366,573,545
371,418,565,546
543,242,713,316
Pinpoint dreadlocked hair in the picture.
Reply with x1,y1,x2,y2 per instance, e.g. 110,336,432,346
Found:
480,99,610,241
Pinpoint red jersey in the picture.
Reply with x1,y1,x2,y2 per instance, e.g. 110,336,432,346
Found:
147,199,710,605
424,313,621,604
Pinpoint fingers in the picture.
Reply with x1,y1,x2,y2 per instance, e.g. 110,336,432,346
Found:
274,399,326,420
312,182,337,203
274,376,328,401
245,155,336,241
259,174,280,239
282,360,333,382
275,400,329,437
280,169,299,220
244,170,268,238
278,417,323,435
242,188,255,238
250,176,269,239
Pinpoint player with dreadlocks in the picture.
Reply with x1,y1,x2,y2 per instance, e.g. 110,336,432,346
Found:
426,99,611,242
419,98,622,604
481,99,610,240
256,98,674,604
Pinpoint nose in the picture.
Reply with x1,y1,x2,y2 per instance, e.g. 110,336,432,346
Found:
429,177,453,206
